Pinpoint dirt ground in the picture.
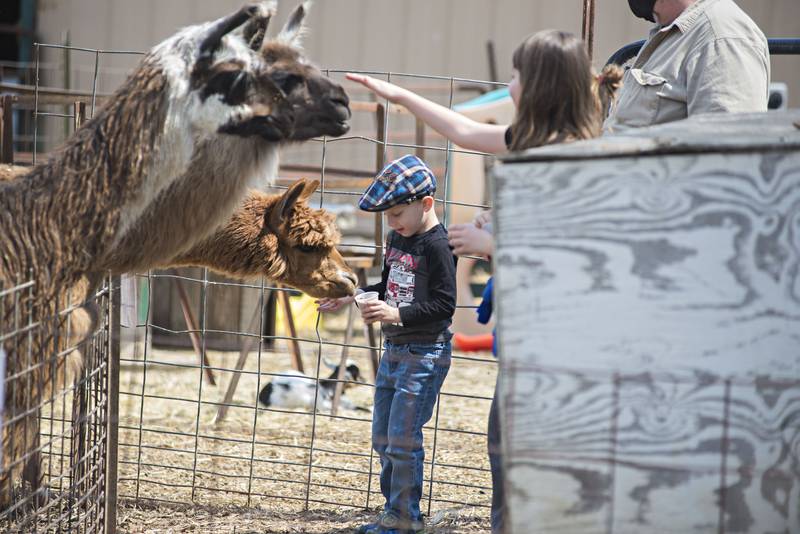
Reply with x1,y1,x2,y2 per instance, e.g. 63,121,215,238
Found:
114,329,497,534
117,501,490,533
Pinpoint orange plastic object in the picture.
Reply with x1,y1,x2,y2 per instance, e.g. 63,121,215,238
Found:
453,332,494,352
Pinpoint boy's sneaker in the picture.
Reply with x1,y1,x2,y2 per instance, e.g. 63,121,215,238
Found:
355,511,426,534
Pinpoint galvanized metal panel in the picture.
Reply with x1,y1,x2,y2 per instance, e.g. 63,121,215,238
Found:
493,112,800,533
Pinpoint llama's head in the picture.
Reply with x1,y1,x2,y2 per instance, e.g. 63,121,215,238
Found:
151,4,288,143
256,2,351,140
265,179,357,298
153,2,349,145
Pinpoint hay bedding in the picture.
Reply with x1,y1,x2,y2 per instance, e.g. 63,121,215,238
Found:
115,338,496,533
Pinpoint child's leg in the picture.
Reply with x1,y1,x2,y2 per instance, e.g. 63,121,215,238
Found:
372,342,398,509
384,341,451,522
487,377,505,533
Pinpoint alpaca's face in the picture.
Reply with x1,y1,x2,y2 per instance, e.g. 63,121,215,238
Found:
267,181,358,299
279,229,358,299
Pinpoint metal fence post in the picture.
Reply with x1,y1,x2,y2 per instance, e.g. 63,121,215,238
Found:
1,94,13,163
104,275,120,534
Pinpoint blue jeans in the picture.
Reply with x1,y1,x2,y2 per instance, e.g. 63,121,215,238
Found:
488,378,505,533
372,340,451,523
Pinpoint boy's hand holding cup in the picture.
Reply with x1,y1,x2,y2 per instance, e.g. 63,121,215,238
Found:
356,292,400,324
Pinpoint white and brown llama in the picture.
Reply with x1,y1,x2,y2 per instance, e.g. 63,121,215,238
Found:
0,2,351,508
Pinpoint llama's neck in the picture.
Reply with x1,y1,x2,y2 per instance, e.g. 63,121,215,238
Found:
102,137,280,274
0,56,173,292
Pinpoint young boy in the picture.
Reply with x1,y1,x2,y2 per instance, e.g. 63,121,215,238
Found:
317,155,456,534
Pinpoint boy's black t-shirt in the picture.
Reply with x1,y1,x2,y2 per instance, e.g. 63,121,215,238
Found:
361,224,457,344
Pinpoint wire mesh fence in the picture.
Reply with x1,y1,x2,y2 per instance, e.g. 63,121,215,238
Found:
116,68,504,528
3,39,505,531
0,276,115,534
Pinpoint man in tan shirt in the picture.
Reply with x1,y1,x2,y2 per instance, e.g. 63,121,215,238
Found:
605,0,770,133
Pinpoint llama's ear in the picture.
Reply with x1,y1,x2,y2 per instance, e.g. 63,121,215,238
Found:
276,2,310,48
242,2,275,50
269,179,307,229
198,5,259,60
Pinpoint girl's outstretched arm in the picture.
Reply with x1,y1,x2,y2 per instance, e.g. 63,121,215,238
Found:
347,73,509,154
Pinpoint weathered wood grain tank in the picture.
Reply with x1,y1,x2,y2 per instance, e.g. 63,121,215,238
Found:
492,111,800,533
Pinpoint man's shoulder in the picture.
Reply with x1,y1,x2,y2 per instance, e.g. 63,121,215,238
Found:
696,0,767,46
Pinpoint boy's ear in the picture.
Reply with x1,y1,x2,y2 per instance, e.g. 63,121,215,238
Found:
422,196,435,211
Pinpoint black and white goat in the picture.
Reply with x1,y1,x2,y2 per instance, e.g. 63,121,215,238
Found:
258,360,369,412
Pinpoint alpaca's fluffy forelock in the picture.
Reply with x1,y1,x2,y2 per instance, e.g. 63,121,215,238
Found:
267,205,340,280
287,206,340,248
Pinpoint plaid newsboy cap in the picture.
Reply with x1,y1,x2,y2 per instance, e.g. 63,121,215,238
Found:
358,155,437,212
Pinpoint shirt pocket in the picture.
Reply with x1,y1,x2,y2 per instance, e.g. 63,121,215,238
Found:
653,77,688,125
618,68,669,128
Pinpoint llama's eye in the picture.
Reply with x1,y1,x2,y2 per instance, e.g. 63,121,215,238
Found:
296,244,318,254
202,69,251,105
270,70,304,94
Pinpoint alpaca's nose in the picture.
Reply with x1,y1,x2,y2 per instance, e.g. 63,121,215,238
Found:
339,270,358,287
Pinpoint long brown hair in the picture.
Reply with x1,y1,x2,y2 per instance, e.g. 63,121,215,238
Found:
509,30,622,151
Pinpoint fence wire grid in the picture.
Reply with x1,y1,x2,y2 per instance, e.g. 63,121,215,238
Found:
3,40,506,530
0,274,115,534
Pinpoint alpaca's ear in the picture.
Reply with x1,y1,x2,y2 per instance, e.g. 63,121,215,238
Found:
276,1,310,48
269,179,307,230
300,179,320,200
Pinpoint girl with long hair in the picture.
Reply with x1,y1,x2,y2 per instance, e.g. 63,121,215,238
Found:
346,30,622,534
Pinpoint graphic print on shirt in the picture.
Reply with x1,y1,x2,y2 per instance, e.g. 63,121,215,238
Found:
385,247,419,309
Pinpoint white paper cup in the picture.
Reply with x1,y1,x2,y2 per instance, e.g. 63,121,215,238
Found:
354,291,379,307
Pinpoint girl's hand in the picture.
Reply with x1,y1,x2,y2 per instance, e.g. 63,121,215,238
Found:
359,300,401,324
448,224,494,258
345,73,405,103
316,296,354,313
473,210,493,232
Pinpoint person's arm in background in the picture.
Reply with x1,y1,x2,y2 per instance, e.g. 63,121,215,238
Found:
448,224,494,258
346,73,509,154
684,38,770,115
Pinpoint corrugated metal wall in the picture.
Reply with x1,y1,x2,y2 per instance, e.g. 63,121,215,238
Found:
35,0,800,106
28,0,800,340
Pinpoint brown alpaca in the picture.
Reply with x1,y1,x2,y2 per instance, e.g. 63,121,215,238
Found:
0,2,350,509
172,178,357,298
